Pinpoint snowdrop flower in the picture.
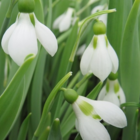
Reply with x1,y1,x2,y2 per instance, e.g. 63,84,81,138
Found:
98,73,126,106
1,0,57,66
63,89,127,140
80,21,118,81
53,8,74,32
91,4,108,26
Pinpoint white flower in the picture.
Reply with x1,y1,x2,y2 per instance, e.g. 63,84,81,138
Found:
2,13,58,66
91,4,108,26
53,8,74,32
80,34,119,81
98,79,126,106
72,96,127,140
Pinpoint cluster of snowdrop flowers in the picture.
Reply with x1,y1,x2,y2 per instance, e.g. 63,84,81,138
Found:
80,21,118,81
63,88,127,140
98,72,126,106
1,0,57,66
53,7,74,32
91,3,108,26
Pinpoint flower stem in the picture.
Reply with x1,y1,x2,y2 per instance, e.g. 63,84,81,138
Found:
32,72,72,139
74,73,93,90
76,0,98,16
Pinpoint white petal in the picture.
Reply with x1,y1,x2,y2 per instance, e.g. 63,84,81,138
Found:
8,13,38,66
103,93,120,106
80,43,94,75
34,14,58,56
90,35,112,81
1,21,17,54
107,43,119,73
118,87,126,104
77,115,111,140
72,101,110,140
59,8,74,32
91,101,127,128
53,14,65,29
97,85,106,100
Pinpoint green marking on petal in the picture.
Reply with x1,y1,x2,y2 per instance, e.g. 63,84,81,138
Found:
106,81,109,92
92,114,101,120
105,35,108,47
29,14,35,26
114,82,119,93
18,13,20,19
118,95,120,99
93,36,98,49
79,100,93,116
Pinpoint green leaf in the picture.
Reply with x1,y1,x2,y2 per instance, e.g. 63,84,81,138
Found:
0,49,5,94
38,126,50,140
32,72,72,139
56,20,79,82
120,0,140,139
0,54,35,140
0,0,9,28
107,0,132,59
121,102,140,108
87,81,103,99
51,20,79,121
48,118,62,140
17,113,32,140
30,0,46,134
74,133,82,140
61,112,75,137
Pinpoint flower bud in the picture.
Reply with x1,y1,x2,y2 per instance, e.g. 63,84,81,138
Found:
62,88,78,104
18,0,35,13
93,21,106,35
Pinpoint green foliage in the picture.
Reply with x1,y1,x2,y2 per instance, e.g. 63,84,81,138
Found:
120,0,140,139
0,0,140,140
0,54,35,140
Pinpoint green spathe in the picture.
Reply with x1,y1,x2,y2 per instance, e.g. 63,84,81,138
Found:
108,72,118,80
18,0,35,13
63,89,78,104
93,21,106,35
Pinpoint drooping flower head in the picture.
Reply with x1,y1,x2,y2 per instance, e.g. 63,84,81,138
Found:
80,21,119,81
98,72,126,106
1,0,58,66
53,7,74,32
63,88,127,140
